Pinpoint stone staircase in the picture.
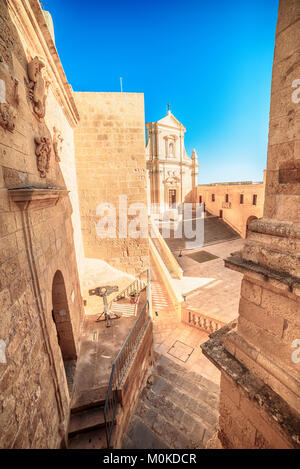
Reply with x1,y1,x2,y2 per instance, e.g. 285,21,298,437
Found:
67,388,109,449
121,353,220,449
110,301,137,317
151,263,179,330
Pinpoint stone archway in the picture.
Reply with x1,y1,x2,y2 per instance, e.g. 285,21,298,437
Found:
246,215,258,237
52,270,77,391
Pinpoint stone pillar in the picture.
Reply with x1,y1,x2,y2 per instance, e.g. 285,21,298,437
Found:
201,0,300,449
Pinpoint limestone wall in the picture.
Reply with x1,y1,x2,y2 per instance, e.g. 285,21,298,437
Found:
0,0,84,448
114,319,153,448
74,92,149,276
264,0,300,222
193,180,265,237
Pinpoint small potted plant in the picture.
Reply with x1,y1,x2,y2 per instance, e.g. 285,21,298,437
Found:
129,291,138,304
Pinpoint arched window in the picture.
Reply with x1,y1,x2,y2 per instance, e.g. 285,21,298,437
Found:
169,142,174,157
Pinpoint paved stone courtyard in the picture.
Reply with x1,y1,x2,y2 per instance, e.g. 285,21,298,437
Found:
151,261,220,384
175,238,244,324
166,214,244,324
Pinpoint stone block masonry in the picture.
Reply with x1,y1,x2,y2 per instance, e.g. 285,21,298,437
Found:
74,92,149,276
0,0,84,448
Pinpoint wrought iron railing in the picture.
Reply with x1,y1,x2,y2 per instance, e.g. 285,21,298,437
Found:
104,298,150,448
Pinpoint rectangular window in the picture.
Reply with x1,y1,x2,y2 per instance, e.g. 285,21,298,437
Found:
253,194,257,206
199,195,202,204
225,194,229,203
212,194,215,202
240,194,244,204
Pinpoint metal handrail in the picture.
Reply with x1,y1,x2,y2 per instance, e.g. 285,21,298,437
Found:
104,276,151,448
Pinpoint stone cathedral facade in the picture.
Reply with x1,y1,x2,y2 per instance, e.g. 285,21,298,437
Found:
146,110,199,214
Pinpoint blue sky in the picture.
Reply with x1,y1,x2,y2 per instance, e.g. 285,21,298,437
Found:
42,0,279,184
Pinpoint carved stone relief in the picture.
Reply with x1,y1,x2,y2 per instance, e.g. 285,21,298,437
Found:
35,136,51,178
0,59,19,132
0,102,16,132
27,56,46,119
53,126,63,162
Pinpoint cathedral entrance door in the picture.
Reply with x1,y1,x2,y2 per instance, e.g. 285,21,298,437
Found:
169,189,176,207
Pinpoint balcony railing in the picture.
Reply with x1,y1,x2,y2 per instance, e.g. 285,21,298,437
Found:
104,275,151,448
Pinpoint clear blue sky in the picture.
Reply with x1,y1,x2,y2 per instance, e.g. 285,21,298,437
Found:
42,0,279,184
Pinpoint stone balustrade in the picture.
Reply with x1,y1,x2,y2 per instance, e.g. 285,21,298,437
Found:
182,306,225,334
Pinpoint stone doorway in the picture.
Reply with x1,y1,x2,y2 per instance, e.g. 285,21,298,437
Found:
52,270,77,393
219,210,223,218
169,189,176,207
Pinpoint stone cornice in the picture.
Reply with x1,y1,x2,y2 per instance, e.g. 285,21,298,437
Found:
147,159,193,167
7,0,80,127
8,186,69,210
201,322,300,449
225,254,300,297
248,218,300,240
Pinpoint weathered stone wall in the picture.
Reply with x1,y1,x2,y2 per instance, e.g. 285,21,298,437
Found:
74,92,149,276
192,179,265,237
264,0,300,222
218,373,294,448
114,319,153,448
0,0,84,448
226,273,300,414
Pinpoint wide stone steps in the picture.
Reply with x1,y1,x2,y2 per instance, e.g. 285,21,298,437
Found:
155,354,220,397
67,401,109,449
122,353,220,449
151,282,173,312
125,400,199,449
149,374,218,432
68,386,112,449
122,414,170,449
110,301,136,317
70,386,107,413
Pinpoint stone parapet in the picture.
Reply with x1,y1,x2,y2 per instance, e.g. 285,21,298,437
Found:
201,323,300,449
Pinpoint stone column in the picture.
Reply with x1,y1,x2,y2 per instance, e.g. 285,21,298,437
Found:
202,0,300,449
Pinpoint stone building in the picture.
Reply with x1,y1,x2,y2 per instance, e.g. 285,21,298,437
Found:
202,0,300,449
191,174,266,238
146,110,199,214
74,92,149,276
0,0,151,449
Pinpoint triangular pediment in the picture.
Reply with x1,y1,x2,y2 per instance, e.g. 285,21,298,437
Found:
157,111,185,130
